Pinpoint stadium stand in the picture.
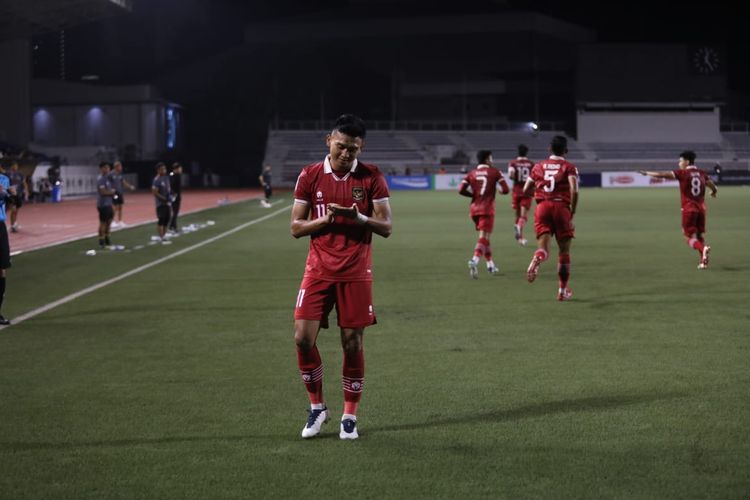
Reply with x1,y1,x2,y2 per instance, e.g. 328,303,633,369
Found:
586,142,723,160
723,132,750,159
267,129,587,184
266,127,750,185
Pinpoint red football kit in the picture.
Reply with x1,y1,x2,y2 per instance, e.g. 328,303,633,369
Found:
460,165,508,232
508,157,534,210
293,156,390,328
673,166,710,236
529,155,578,239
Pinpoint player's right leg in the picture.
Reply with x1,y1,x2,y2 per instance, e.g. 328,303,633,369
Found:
294,278,335,438
295,319,329,438
528,207,552,283
468,222,486,279
517,204,529,246
527,237,549,283
9,205,18,232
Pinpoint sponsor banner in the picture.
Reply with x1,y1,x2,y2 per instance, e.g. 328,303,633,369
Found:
602,171,678,188
386,175,432,190
579,173,601,188
434,174,464,190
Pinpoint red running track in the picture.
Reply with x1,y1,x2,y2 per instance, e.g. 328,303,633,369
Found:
8,189,265,254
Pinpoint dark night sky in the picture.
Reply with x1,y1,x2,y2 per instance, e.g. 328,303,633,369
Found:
27,0,749,178
33,0,750,90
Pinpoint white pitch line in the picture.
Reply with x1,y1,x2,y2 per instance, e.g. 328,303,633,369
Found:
2,203,291,330
10,194,267,257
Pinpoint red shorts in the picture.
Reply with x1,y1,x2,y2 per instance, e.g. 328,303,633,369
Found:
294,276,376,329
511,192,532,211
681,210,705,237
471,214,494,232
534,201,575,240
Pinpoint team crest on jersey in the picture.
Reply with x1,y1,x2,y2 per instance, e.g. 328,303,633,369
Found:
352,186,364,201
316,191,323,200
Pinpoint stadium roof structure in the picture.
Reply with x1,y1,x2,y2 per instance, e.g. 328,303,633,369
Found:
0,0,132,42
244,11,595,45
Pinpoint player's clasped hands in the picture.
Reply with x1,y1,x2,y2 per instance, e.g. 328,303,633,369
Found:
327,203,359,219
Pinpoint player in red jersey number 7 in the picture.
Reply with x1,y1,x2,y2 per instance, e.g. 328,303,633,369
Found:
459,150,510,278
639,150,717,269
291,114,392,441
522,135,579,301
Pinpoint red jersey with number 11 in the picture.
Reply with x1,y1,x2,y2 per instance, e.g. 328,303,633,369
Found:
294,156,390,282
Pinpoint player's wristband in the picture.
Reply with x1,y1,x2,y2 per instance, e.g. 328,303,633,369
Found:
356,212,369,225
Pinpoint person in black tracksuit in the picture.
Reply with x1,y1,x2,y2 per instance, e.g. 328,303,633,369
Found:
168,162,183,232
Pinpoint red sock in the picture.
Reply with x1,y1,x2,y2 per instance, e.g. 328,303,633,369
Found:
342,349,365,416
474,237,489,258
688,237,704,254
485,242,492,261
297,345,324,405
518,216,527,229
557,254,571,289
534,248,549,262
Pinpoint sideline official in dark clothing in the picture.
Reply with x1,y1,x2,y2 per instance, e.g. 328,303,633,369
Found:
169,162,183,232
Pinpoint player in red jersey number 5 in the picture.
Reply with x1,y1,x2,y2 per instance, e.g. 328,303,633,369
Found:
639,150,717,269
523,135,579,301
291,114,392,440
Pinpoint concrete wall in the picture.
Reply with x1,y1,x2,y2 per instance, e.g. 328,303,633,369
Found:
31,103,173,160
577,109,721,143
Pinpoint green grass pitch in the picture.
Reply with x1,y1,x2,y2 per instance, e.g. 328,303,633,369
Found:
1,187,749,499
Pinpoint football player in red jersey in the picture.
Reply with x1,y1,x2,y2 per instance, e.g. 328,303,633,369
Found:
507,144,534,246
291,114,392,440
639,150,717,269
459,150,510,278
523,135,579,301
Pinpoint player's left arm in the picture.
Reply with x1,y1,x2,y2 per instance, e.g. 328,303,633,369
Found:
328,201,392,238
498,177,510,195
639,170,676,179
706,178,718,197
458,179,472,198
569,174,579,217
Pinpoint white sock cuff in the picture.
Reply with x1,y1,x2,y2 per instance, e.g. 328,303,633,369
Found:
341,413,357,421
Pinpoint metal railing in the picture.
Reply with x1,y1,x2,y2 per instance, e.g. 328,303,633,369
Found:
271,119,565,132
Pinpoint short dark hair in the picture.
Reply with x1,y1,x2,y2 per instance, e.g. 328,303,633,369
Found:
333,114,366,139
550,135,568,156
171,162,182,169
518,144,529,157
680,150,696,164
477,150,492,164
155,162,166,171
99,161,111,169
